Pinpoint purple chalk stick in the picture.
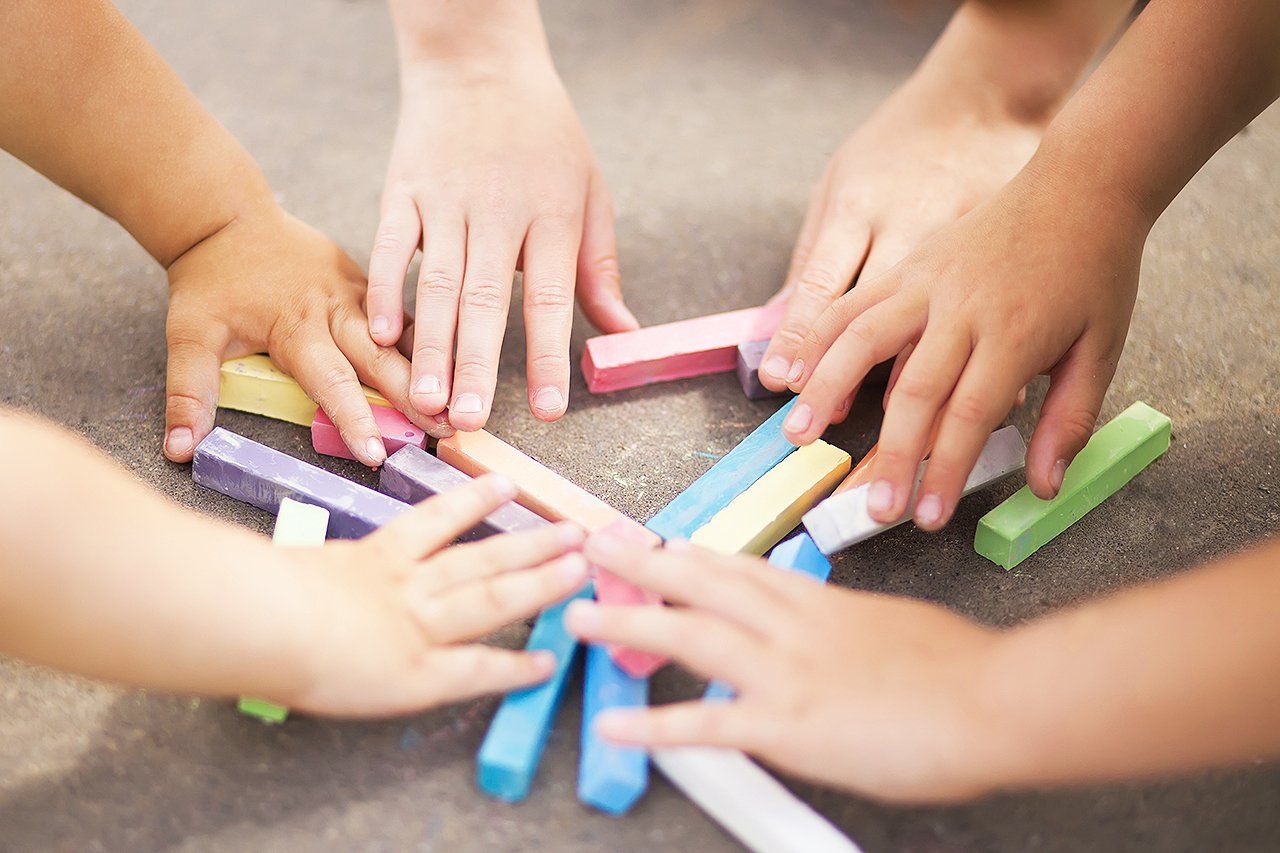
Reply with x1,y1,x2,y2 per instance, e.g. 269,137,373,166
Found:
379,446,547,541
735,340,784,401
193,427,408,539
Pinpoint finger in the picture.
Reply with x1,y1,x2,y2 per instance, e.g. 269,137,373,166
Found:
410,211,466,417
914,346,1026,530
413,552,590,644
863,330,969,523
368,474,518,560
758,217,871,392
788,270,906,393
164,315,231,462
522,214,581,421
409,645,560,707
415,521,586,595
768,182,827,308
1025,338,1116,500
784,294,925,445
448,220,520,431
594,699,763,752
857,230,915,284
366,192,421,346
883,342,914,409
575,173,639,332
564,599,764,688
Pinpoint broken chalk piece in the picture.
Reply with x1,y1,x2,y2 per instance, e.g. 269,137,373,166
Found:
593,518,666,678
583,302,787,394
192,428,408,539
437,429,622,532
690,440,851,557
647,398,799,541
652,748,861,853
238,498,330,723
219,354,391,426
975,401,1171,570
578,644,649,815
477,586,594,802
736,340,787,401
311,405,426,462
378,445,547,541
803,425,1026,555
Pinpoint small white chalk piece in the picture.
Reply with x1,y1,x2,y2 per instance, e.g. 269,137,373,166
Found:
652,748,861,853
803,425,1026,555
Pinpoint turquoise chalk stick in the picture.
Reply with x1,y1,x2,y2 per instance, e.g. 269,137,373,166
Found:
578,644,649,815
477,586,594,801
705,533,831,701
647,398,798,540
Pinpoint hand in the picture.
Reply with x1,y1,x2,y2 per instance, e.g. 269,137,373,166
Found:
280,475,590,717
367,58,638,431
564,536,1004,803
779,156,1149,530
163,203,453,467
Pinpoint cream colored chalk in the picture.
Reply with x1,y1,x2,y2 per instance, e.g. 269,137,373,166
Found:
219,354,391,426
690,440,850,556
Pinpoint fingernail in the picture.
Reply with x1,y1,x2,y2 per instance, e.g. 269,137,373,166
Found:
532,386,564,414
557,552,588,581
452,393,483,414
413,375,442,396
785,359,805,384
557,523,586,548
868,480,895,514
783,403,812,434
566,599,600,632
531,650,557,673
484,474,517,500
915,493,942,526
1050,458,1068,494
586,532,625,560
370,316,390,336
762,356,790,379
364,437,387,465
597,709,640,740
665,538,692,552
166,427,194,456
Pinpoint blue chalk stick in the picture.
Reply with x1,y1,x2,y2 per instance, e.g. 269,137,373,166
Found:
704,533,831,701
477,586,593,802
646,398,798,540
578,644,649,815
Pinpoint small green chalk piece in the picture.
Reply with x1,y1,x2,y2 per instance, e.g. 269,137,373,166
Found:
975,401,1171,570
238,696,288,724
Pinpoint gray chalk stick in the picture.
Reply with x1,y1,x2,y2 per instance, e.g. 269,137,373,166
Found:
735,340,785,401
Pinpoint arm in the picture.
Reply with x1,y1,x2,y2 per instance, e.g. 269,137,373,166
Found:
568,534,1280,801
369,0,637,433
0,410,588,715
0,0,451,467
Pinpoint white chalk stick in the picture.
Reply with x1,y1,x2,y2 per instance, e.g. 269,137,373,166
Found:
803,425,1026,555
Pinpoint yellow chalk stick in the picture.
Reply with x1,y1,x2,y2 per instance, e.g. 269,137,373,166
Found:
219,354,391,426
690,440,850,556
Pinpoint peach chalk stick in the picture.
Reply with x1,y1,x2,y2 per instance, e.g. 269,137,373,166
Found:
835,417,940,494
582,302,787,394
592,518,666,678
219,354,392,427
311,406,426,461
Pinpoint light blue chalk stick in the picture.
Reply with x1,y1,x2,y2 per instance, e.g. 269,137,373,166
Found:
578,644,650,815
477,586,593,802
704,533,831,701
646,398,798,540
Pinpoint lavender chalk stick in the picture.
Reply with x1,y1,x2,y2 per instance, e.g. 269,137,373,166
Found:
379,446,547,541
193,427,408,538
736,340,786,401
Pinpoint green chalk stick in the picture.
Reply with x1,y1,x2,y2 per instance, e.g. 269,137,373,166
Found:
975,402,1171,569
238,696,288,724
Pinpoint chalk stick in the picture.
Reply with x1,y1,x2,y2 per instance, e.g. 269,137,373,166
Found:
589,518,666,678
690,440,850,557
803,425,1026,555
736,340,786,401
647,398,799,541
975,402,1171,569
311,405,426,461
477,586,593,802
238,498,330,723
437,429,622,532
378,446,547,541
219,354,391,426
192,427,408,539
578,644,649,815
652,748,861,853
583,302,787,393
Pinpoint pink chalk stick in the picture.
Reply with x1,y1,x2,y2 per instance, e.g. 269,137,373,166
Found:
311,406,426,461
593,519,667,678
582,302,787,393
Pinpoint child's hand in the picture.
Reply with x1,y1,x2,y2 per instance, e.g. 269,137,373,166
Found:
164,204,452,467
565,537,1002,803
367,59,638,432
779,161,1148,529
280,475,590,717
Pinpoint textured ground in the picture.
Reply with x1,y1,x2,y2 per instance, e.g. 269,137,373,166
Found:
1,0,1278,850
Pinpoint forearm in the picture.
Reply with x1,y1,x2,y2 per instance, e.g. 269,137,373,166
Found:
0,0,274,266
388,0,551,79
0,411,314,699
981,540,1280,789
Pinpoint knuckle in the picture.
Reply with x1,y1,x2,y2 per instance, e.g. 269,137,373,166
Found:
586,253,621,285
535,206,579,228
412,342,452,364
524,277,575,312
795,262,846,300
527,350,568,376
165,389,212,412
891,373,946,406
418,269,461,300
370,230,408,257
452,356,494,384
460,277,509,314
946,393,994,429
1053,408,1099,442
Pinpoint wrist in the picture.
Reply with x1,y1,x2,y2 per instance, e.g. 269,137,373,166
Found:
391,0,551,81
1026,124,1156,235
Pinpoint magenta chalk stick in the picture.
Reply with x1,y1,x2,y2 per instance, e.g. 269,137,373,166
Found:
311,405,426,461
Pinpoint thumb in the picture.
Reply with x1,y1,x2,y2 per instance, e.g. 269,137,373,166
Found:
575,171,639,333
1026,340,1118,500
164,315,231,462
